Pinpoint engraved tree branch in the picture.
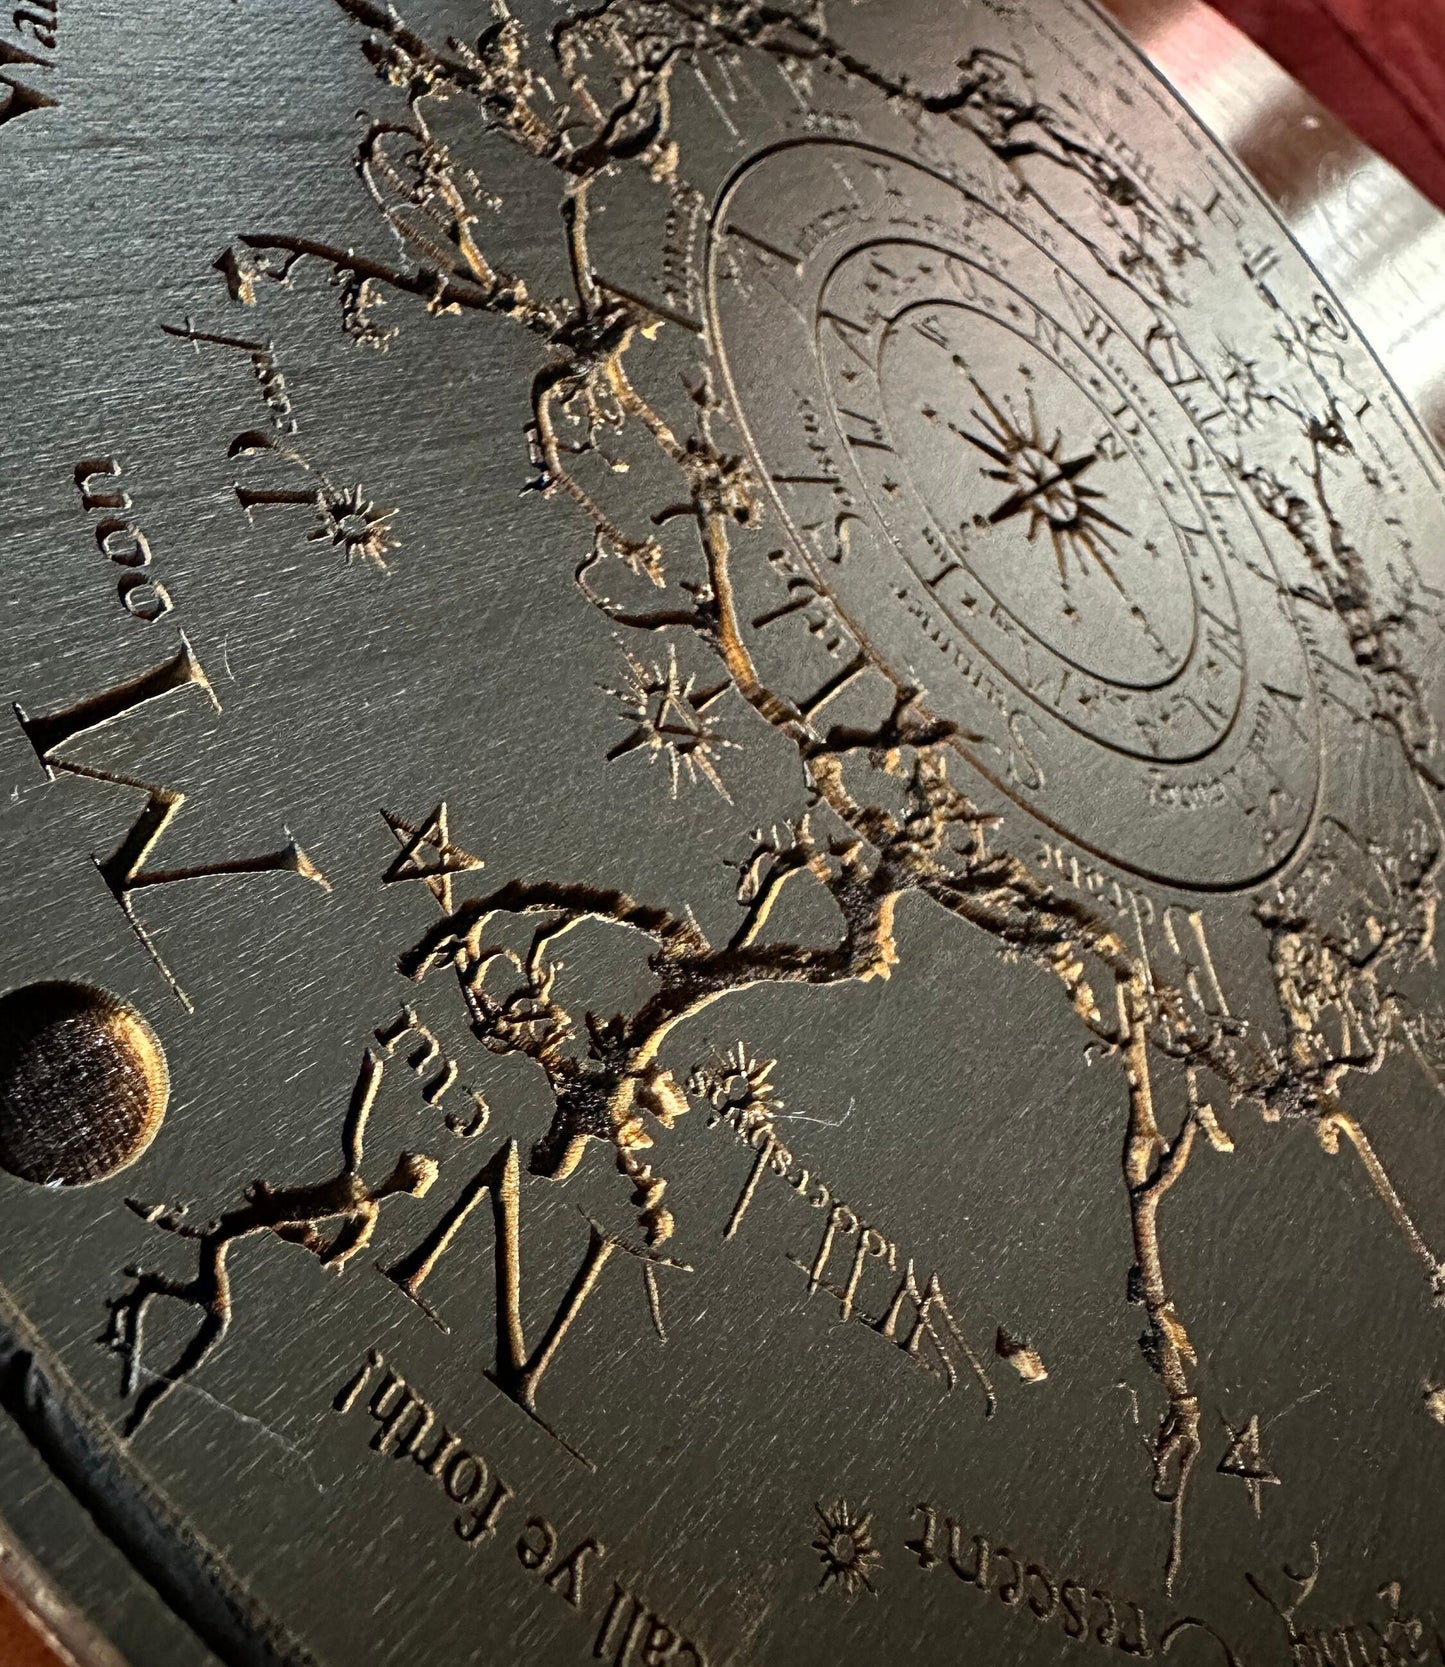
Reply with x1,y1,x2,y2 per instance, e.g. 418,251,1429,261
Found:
106,1050,440,1434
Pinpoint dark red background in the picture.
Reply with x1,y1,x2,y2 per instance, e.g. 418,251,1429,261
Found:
1213,0,1445,207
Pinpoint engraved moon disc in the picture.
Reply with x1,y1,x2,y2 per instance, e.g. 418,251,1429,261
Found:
709,142,1322,890
0,982,169,1187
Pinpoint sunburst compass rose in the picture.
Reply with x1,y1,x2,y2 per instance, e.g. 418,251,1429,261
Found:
811,1500,882,1597
955,378,1132,598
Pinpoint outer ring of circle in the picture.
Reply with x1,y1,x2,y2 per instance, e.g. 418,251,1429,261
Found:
704,135,1325,894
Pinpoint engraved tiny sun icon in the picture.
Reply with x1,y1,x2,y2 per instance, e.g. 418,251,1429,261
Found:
309,483,398,569
811,1501,882,1597
605,643,737,801
953,377,1131,601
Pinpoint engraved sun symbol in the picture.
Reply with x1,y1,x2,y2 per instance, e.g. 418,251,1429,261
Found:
954,378,1131,603
310,483,399,569
605,643,737,801
811,1501,882,1598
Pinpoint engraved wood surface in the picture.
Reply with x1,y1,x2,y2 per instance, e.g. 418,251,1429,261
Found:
1,1,1444,1665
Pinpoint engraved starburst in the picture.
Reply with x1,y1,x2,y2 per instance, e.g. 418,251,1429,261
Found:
605,644,737,801
811,1501,881,1597
309,483,399,568
690,1043,783,1125
955,378,1130,597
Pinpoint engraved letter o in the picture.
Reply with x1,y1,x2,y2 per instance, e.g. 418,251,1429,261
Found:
443,1451,485,1505
1025,1564,1059,1619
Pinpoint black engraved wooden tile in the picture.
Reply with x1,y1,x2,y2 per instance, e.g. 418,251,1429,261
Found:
1,1,1444,1664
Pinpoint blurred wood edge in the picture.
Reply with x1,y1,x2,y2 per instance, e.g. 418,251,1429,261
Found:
0,1539,127,1667
0,1581,71,1667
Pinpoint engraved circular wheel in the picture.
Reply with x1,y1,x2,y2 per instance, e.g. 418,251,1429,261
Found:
0,981,170,1187
707,141,1323,891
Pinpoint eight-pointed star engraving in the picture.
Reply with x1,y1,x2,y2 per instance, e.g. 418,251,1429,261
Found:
953,377,1132,597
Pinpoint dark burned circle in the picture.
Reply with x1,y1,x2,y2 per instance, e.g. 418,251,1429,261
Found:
0,981,170,1187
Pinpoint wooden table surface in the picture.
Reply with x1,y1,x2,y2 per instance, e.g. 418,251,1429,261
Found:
1212,0,1445,206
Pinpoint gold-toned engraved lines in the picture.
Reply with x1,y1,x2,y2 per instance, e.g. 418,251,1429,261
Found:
381,1136,691,1467
1255,827,1445,1299
395,804,919,1263
13,640,329,1013
811,1501,881,1598
229,434,397,570
0,980,169,1188
374,1005,490,1138
73,457,173,624
905,1504,1192,1660
250,0,1444,1597
384,803,698,1411
995,1327,1048,1384
160,318,297,434
1157,288,1438,800
1033,841,1248,1045
1246,1545,1444,1667
249,0,1220,1574
161,319,397,570
1216,1413,1279,1518
694,1046,997,1413
105,1047,440,1435
0,1,58,133
604,643,736,802
780,41,1200,307
752,545,859,663
333,1349,515,1542
332,1351,714,1665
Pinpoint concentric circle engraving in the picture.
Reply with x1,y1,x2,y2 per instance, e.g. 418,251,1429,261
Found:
870,294,1199,700
0,981,170,1187
708,141,1322,890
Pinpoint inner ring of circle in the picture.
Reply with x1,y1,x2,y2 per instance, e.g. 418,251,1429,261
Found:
845,287,1203,693
805,240,1251,762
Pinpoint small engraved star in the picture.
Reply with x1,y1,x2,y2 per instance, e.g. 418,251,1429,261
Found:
1217,1414,1280,1516
690,1043,783,1124
812,1501,881,1597
605,644,737,802
381,803,484,914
